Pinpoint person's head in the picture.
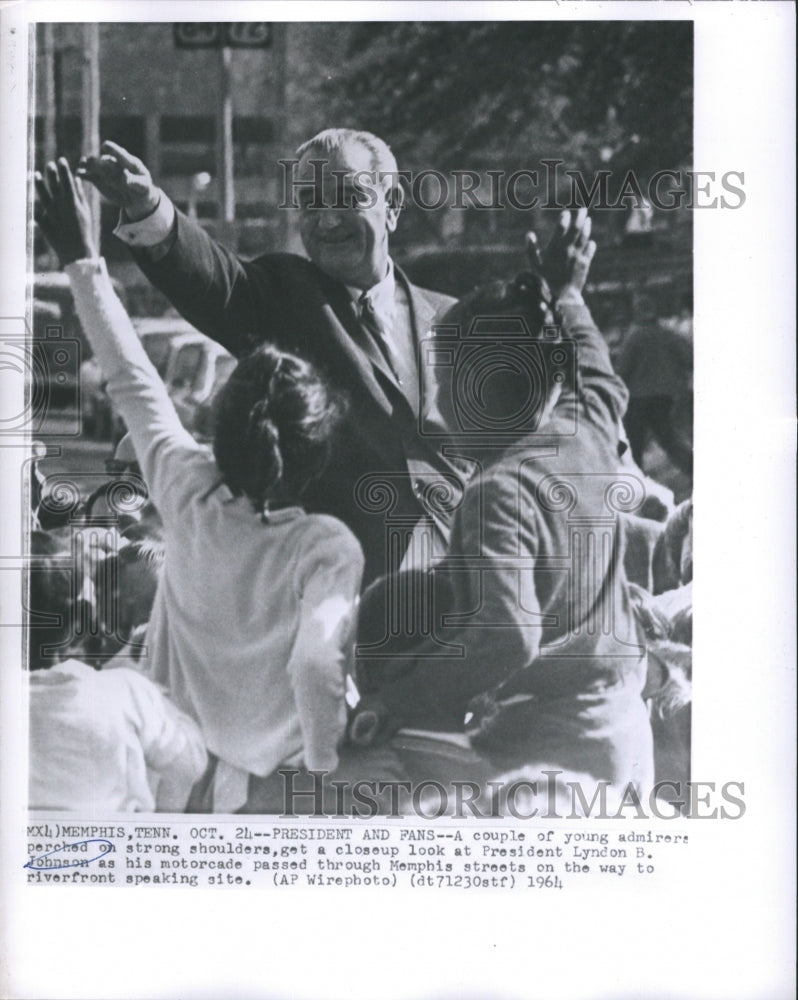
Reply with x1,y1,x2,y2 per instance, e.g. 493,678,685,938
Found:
213,344,343,512
294,129,403,289
84,435,149,528
97,538,164,643
434,272,571,440
27,530,78,670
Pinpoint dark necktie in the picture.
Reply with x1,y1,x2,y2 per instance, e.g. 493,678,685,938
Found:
359,292,404,386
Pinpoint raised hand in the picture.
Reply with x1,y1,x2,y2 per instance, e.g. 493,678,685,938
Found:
76,140,159,221
526,207,597,298
34,158,97,267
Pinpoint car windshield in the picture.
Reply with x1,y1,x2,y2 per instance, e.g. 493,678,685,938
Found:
214,355,236,391
141,332,173,378
169,343,204,390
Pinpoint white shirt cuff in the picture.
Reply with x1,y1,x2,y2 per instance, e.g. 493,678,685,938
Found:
556,287,585,307
213,759,251,813
64,257,109,281
114,194,175,248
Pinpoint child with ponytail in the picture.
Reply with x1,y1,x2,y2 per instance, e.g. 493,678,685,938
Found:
35,160,364,812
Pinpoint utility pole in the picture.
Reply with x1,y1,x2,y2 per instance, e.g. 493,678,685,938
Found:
272,23,289,247
173,23,273,244
42,24,57,164
81,23,101,251
217,44,235,245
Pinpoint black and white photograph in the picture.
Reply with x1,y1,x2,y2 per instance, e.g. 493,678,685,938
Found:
25,16,697,816
0,3,794,999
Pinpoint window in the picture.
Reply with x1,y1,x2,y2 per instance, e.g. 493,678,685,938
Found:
160,116,215,177
168,344,204,391
33,115,146,171
140,333,174,379
100,116,146,160
233,117,275,177
33,115,80,171
158,114,274,177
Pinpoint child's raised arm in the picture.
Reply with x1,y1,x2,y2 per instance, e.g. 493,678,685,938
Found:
34,159,205,514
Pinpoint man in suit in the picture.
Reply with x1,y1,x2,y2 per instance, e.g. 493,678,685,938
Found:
78,130,464,584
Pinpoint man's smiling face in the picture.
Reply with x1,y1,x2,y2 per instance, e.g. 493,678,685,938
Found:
296,140,400,290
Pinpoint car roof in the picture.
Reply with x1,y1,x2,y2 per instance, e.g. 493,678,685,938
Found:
32,271,73,292
33,270,126,299
131,316,202,336
162,330,233,360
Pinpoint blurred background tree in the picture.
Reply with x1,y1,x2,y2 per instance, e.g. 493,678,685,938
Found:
34,20,693,299
321,21,692,180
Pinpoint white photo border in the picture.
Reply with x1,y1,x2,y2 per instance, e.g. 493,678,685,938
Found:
1,3,795,999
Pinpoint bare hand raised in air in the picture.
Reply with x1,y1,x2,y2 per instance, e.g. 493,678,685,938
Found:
34,158,97,267
525,207,597,299
77,140,160,221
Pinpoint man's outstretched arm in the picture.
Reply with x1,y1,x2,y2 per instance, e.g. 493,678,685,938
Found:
78,141,280,356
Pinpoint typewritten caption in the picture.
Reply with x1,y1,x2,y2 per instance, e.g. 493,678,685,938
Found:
24,821,689,890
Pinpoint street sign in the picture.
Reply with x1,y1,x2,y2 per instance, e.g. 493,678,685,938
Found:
173,23,272,49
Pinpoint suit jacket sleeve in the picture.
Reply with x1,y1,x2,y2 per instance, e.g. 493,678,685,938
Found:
375,470,543,730
557,293,629,434
132,208,291,358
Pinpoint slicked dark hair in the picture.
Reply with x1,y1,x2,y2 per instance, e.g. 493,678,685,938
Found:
213,344,343,510
440,271,554,340
27,531,74,670
434,272,574,437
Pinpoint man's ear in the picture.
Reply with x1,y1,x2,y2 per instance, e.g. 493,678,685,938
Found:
385,183,404,233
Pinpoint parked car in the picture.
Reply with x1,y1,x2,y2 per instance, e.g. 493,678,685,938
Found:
166,333,236,442
33,270,127,413
80,317,194,440
84,320,235,444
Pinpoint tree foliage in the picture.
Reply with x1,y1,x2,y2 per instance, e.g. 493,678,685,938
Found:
322,21,692,178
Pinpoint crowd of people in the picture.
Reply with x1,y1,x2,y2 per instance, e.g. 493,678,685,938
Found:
28,130,693,816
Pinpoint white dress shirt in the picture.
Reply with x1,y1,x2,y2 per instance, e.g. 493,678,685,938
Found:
29,659,207,813
65,259,365,812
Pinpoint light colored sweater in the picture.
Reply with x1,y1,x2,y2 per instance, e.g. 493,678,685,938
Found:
29,659,207,812
66,260,364,807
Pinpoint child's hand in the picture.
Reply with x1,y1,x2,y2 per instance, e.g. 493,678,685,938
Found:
34,158,98,267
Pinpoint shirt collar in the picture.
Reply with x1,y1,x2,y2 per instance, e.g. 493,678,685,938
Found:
347,258,396,318
260,505,305,524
